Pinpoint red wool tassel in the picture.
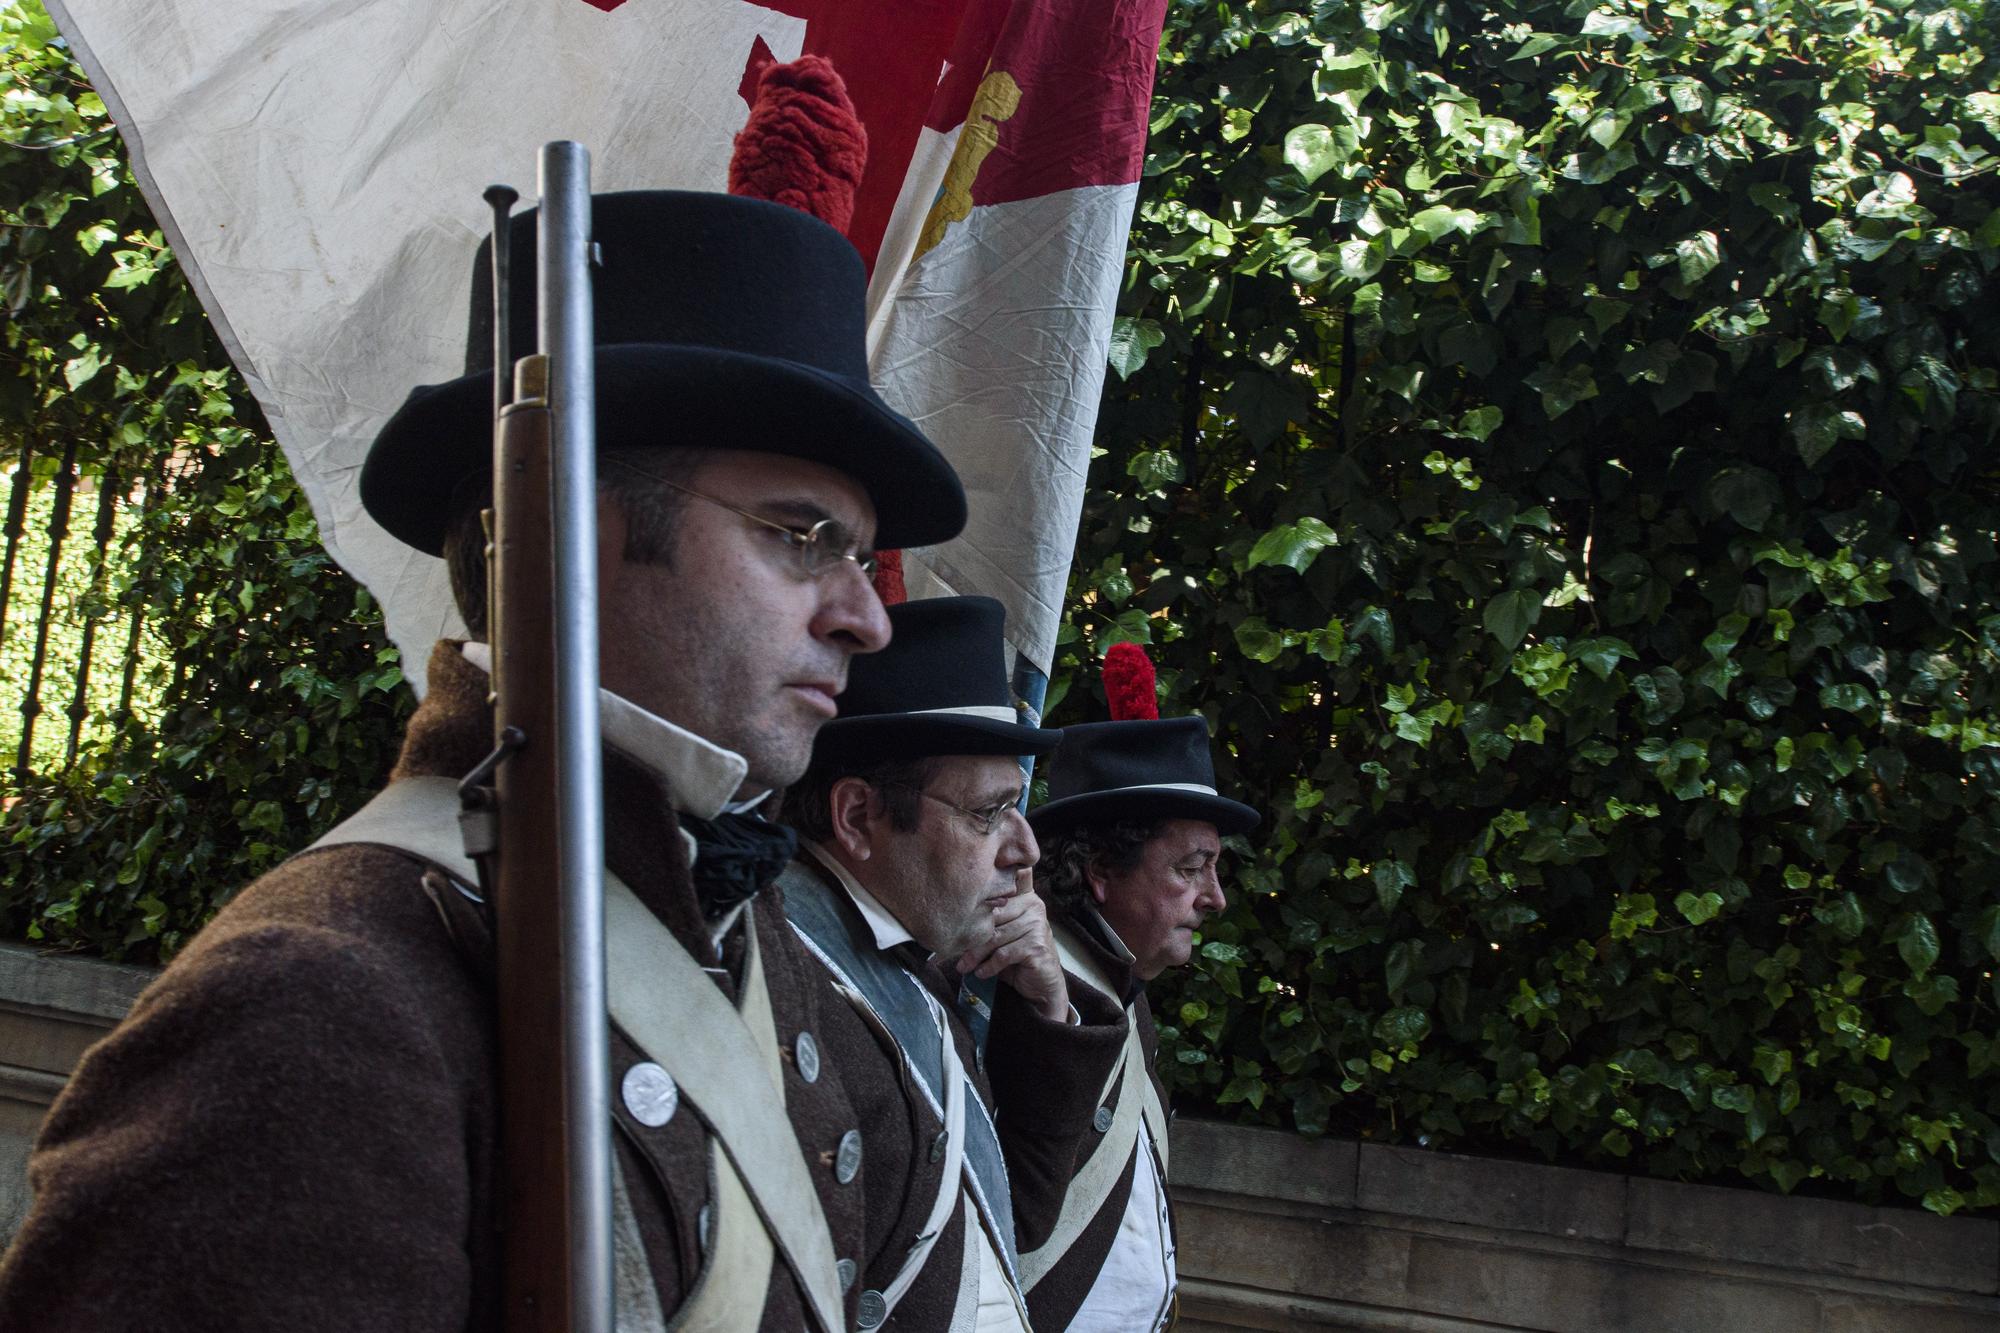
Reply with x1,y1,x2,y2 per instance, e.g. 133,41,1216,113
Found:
872,549,907,606
1102,642,1158,721
728,55,867,234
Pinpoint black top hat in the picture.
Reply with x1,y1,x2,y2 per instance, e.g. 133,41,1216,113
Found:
1028,718,1260,836
361,191,967,556
813,596,1058,765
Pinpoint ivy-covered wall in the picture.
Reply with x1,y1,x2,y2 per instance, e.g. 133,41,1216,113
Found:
9,0,2000,1219
1050,0,2000,1216
0,2,410,961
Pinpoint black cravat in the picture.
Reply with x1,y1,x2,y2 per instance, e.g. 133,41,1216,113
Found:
679,810,797,923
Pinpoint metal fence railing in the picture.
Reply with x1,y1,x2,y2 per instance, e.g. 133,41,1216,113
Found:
0,443,159,783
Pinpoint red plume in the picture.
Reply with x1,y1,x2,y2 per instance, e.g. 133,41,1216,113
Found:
728,55,867,234
1103,643,1159,721
872,549,907,606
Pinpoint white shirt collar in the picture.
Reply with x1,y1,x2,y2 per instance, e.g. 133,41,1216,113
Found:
803,840,918,953
459,641,752,820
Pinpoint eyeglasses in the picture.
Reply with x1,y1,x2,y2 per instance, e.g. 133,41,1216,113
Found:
607,458,878,579
884,783,1024,837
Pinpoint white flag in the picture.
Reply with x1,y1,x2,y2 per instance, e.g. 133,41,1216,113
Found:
46,0,1166,680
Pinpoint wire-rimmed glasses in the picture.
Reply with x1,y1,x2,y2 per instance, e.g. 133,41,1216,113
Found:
607,457,878,579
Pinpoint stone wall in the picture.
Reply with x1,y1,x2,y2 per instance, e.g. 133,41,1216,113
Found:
1169,1119,2000,1332
3,943,1997,1331
0,943,153,1237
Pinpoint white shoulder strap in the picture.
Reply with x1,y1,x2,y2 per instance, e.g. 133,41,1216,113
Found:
1017,924,1161,1289
1052,921,1169,1169
306,775,476,879
306,779,844,1333
648,916,782,1332
607,876,847,1331
868,987,967,1327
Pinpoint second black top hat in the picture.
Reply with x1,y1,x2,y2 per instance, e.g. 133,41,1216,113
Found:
813,596,1059,765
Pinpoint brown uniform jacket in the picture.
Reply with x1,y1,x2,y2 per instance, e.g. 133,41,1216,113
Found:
0,642,882,1331
1023,907,1176,1333
780,852,1128,1330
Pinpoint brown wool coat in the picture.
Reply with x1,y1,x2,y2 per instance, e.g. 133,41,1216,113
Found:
1021,908,1176,1333
782,855,1129,1330
0,643,884,1332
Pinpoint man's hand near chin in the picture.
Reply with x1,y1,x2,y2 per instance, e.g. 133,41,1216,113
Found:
954,871,1070,1024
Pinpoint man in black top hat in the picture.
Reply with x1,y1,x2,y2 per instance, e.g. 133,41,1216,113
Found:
1020,710,1260,1333
0,62,958,1333
775,596,1129,1332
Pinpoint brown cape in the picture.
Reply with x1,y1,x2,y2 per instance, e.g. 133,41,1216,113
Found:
0,642,889,1331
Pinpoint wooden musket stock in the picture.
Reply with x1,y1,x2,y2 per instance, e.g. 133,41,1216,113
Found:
489,356,576,1331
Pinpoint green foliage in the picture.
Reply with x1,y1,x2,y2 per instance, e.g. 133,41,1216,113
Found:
0,1,410,960
1058,0,2000,1214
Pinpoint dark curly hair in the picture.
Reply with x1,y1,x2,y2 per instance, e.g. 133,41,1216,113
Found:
1033,817,1164,913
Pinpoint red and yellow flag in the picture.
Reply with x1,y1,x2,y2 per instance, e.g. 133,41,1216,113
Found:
46,0,1167,674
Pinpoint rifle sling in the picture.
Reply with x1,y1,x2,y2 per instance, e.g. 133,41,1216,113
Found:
305,776,845,1333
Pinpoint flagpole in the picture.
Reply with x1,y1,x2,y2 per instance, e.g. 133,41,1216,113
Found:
540,140,613,1333
1013,652,1049,796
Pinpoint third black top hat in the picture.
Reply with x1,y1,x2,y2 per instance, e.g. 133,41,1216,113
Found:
1029,718,1260,836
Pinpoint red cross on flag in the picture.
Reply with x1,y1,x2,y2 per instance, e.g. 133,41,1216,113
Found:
44,0,1168,679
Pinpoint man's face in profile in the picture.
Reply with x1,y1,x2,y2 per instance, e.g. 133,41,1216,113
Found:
1092,819,1226,980
597,450,891,791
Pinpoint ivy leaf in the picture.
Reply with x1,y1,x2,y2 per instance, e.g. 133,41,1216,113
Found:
1897,914,1940,977
63,347,104,390
1674,890,1724,925
1283,123,1344,184
1483,589,1542,650
1105,317,1165,380
1884,852,1930,895
1456,405,1503,441
1439,323,1501,376
1675,230,1723,284
1373,858,1416,913
1706,468,1779,531
1580,9,1651,42
1247,517,1337,573
1819,683,1876,715
1385,939,1421,994
1374,1006,1431,1046
1523,364,1599,419
1126,449,1183,491
1409,205,1480,244
1570,637,1636,680
1233,617,1287,663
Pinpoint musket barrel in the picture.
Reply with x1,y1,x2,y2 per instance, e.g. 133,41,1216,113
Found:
539,140,612,1333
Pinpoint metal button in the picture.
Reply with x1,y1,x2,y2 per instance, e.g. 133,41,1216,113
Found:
836,1258,858,1293
622,1062,679,1128
929,1129,949,1164
796,1031,821,1084
698,1203,712,1252
857,1289,888,1329
1093,1104,1114,1134
835,1129,863,1184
